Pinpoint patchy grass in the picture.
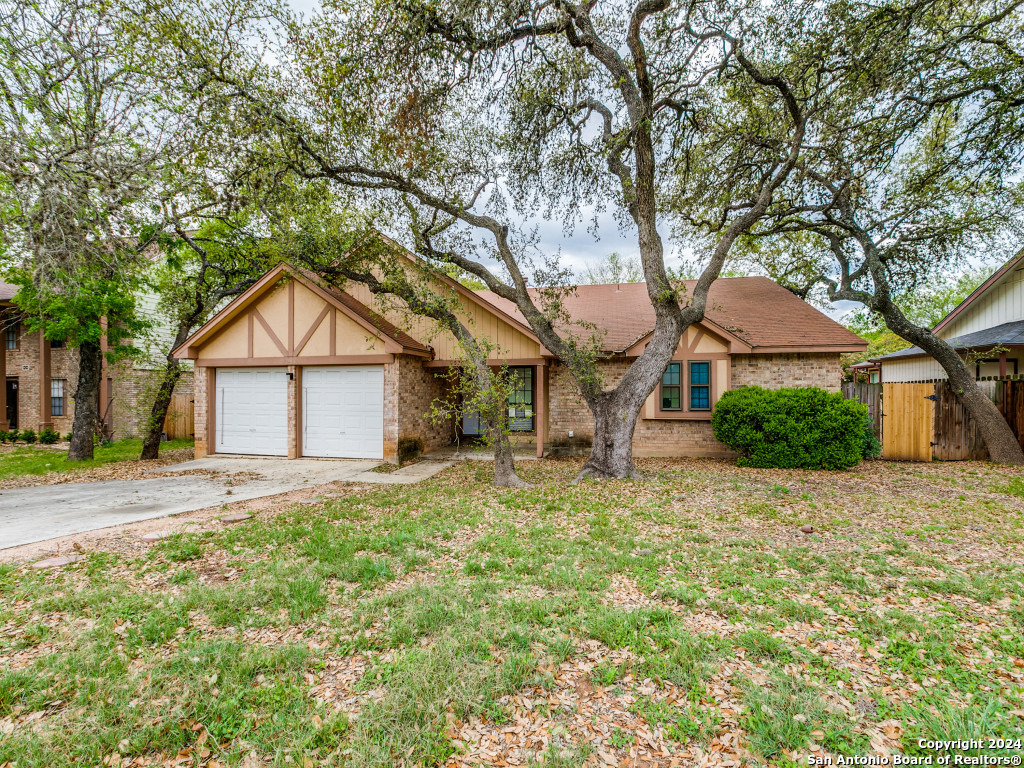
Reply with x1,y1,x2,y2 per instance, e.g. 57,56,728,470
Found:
2,457,1024,767
0,438,194,482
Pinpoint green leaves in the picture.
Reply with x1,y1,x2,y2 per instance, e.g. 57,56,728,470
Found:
712,386,871,470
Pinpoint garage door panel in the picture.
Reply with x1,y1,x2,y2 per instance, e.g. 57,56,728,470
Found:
216,367,288,456
303,365,384,459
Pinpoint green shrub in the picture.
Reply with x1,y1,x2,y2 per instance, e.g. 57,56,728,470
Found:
7,430,20,444
397,435,424,465
64,432,74,442
711,386,869,470
860,415,882,459
0,430,9,444
39,428,60,445
19,429,37,445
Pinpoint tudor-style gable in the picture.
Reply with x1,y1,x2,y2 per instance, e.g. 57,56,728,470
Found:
174,264,431,365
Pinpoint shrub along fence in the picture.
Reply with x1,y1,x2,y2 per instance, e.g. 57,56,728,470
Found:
849,377,1024,461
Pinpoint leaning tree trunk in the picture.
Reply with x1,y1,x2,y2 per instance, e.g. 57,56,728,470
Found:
490,421,530,487
471,363,531,487
880,305,1024,465
139,359,182,460
140,320,197,460
577,308,687,481
68,339,102,461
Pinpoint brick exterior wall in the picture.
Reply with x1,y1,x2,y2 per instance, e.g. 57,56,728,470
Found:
731,352,843,392
396,355,453,454
4,318,193,440
193,367,211,458
4,327,78,435
188,351,845,462
546,351,844,457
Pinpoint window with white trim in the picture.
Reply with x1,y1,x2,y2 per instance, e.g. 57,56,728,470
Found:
51,379,65,417
508,366,534,431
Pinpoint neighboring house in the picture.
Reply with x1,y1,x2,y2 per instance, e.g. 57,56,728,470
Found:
173,256,865,462
0,279,193,436
850,361,881,383
876,250,1024,382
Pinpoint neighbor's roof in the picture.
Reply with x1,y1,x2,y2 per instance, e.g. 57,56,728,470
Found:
933,247,1024,334
476,277,865,353
875,319,1024,362
0,280,16,302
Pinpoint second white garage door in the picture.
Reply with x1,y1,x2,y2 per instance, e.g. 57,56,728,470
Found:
303,366,384,459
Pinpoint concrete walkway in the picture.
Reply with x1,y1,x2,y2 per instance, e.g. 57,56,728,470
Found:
346,459,454,485
0,457,381,550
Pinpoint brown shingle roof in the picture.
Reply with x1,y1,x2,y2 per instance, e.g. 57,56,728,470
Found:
0,280,16,302
477,277,864,352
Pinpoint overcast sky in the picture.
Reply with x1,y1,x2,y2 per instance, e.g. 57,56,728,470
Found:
283,0,857,318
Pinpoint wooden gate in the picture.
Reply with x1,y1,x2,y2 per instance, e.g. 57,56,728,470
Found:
162,394,195,440
882,382,934,461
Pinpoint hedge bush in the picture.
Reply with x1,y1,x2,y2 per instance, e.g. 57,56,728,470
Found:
20,428,37,445
39,427,60,445
711,386,871,470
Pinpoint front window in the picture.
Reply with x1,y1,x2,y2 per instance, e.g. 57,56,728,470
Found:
661,363,682,410
4,321,17,351
51,379,65,417
508,366,534,431
689,361,711,411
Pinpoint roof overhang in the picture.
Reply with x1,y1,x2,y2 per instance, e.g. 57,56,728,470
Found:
173,263,426,360
933,247,1024,334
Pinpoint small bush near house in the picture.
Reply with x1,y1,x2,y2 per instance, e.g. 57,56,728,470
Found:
19,429,37,445
711,386,869,470
0,430,9,444
64,432,74,442
860,415,882,459
398,435,425,465
7,430,21,444
38,428,60,445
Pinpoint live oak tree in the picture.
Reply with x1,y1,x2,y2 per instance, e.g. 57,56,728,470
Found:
138,220,270,460
735,0,1024,464
0,0,168,460
148,0,817,479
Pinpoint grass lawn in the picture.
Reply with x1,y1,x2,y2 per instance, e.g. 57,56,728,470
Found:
0,438,194,483
1,457,1023,767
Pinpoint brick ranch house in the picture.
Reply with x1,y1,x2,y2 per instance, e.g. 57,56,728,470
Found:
1,279,192,436
173,259,866,462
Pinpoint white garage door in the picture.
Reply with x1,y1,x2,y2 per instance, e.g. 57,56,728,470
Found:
215,368,288,456
303,365,384,459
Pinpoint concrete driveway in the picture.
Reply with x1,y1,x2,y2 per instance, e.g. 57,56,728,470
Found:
0,457,380,550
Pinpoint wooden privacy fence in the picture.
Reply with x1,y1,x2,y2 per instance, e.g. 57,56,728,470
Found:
859,378,1024,461
162,394,195,440
842,382,881,436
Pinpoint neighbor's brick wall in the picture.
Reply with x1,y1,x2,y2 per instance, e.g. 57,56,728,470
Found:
4,326,78,434
396,355,453,454
731,353,843,392
546,351,845,457
107,365,194,440
4,321,193,439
